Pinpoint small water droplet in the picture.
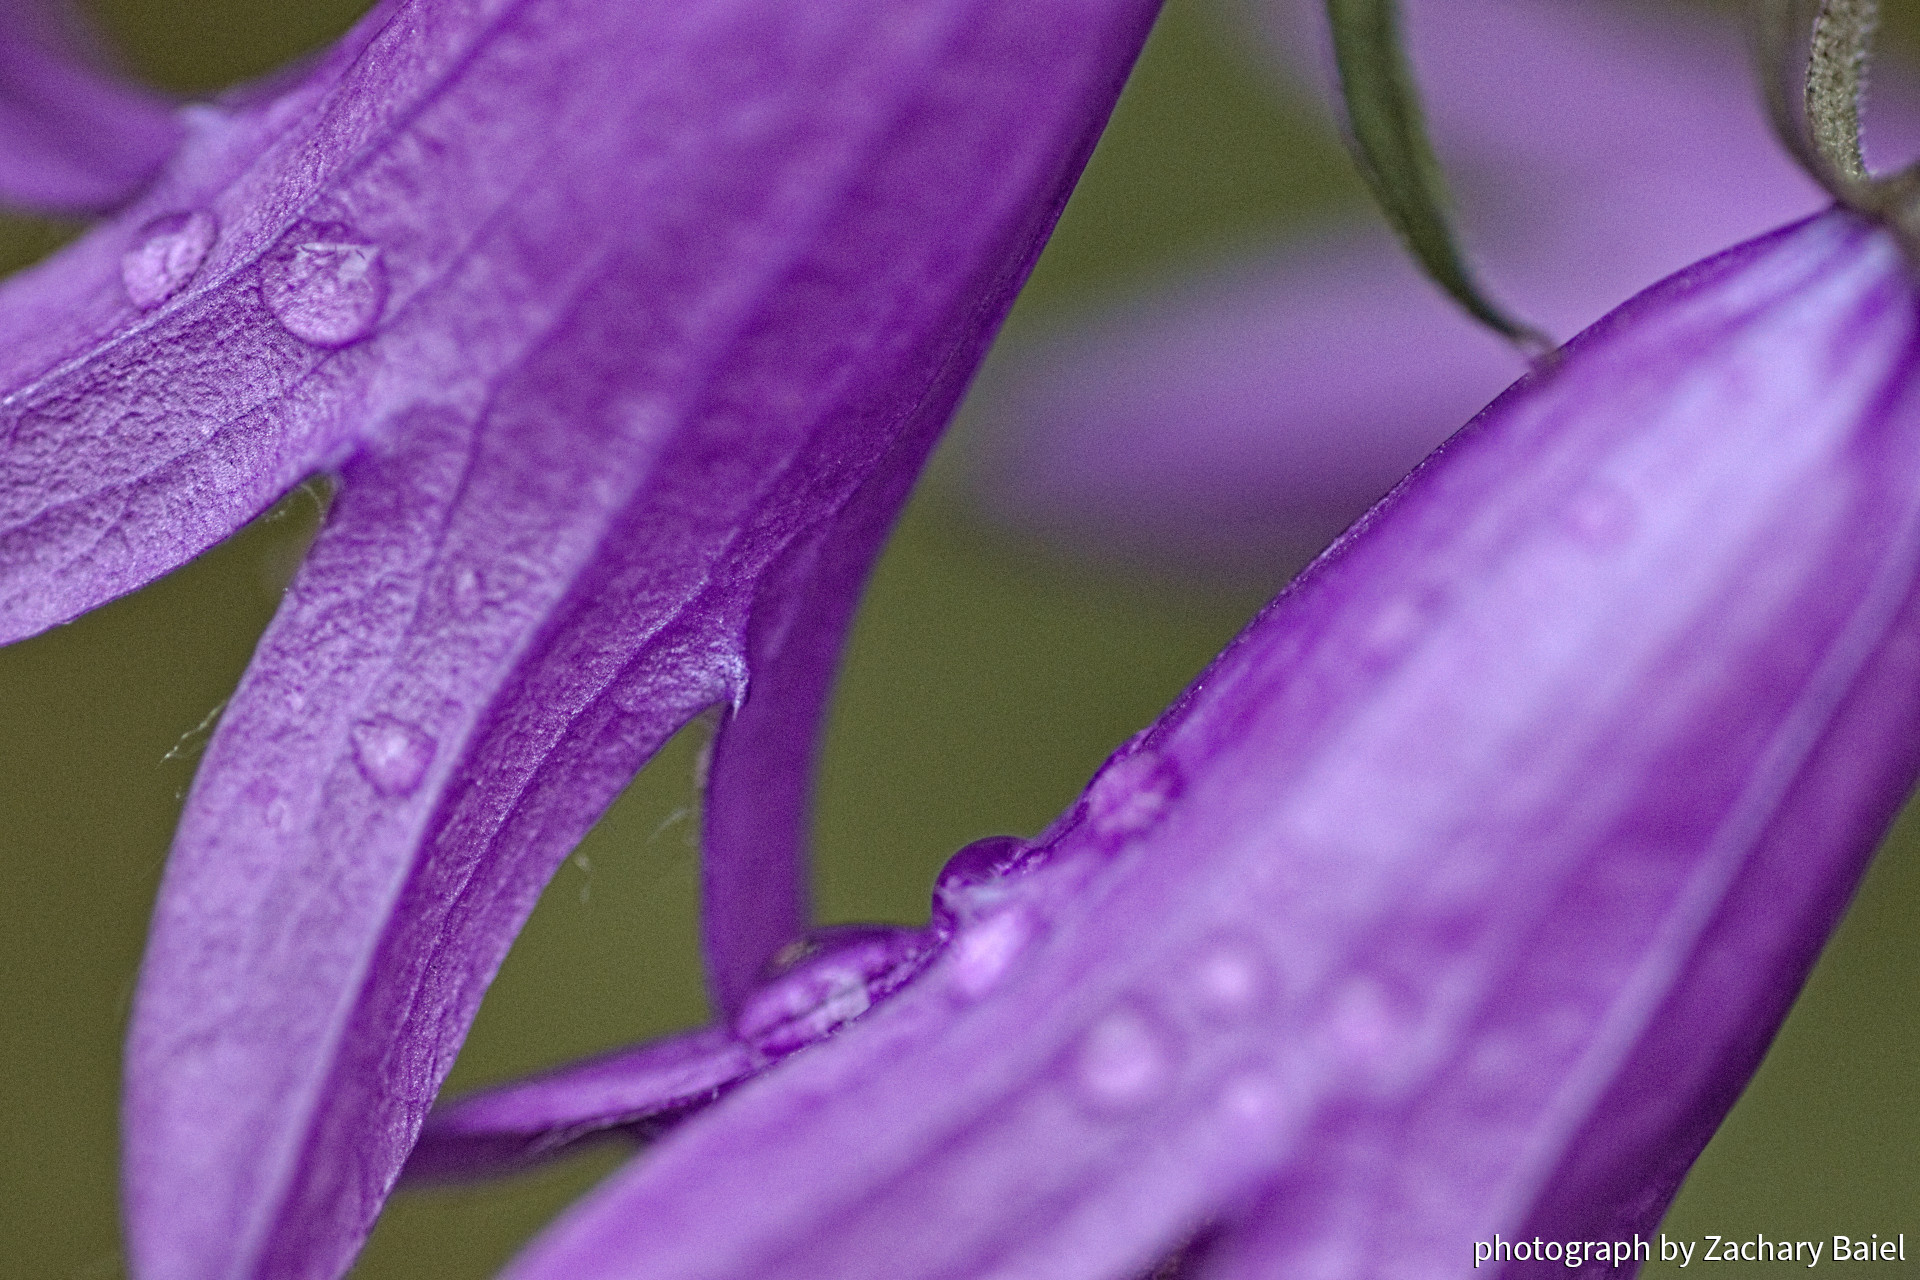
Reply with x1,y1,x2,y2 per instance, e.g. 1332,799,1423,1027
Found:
350,715,436,797
732,926,929,1057
1326,978,1413,1077
1188,938,1270,1022
262,222,388,347
265,797,292,831
122,211,218,310
1358,589,1441,666
1562,479,1636,549
1084,750,1182,843
932,835,1033,923
1215,1070,1285,1128
1073,1004,1175,1112
946,907,1036,999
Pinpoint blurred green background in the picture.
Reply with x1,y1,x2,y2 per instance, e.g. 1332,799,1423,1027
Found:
0,1,1913,1276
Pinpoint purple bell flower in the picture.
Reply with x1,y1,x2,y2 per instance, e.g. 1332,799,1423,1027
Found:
4,0,1917,1276
398,206,1920,1278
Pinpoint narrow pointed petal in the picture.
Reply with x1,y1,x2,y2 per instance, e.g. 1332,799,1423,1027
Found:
0,0,181,212
401,1028,755,1183
701,412,947,1015
501,211,1920,1279
406,923,936,1180
968,0,1912,571
123,3,1163,1279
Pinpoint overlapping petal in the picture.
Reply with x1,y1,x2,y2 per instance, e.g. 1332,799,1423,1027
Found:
111,2,1163,1278
0,0,180,212
479,210,1920,1279
966,0,1917,574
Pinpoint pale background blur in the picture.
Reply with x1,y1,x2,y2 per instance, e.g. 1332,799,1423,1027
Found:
0,1,1913,1275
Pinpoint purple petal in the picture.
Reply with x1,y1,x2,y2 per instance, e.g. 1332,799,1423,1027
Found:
499,210,1920,1278
0,9,400,644
401,1027,756,1183
405,923,935,1182
969,0,1918,571
0,0,180,213
121,2,1162,1278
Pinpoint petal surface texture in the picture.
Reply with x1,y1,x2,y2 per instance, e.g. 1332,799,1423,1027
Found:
120,1,1160,1278
502,211,1920,1279
968,0,1919,572
0,0,180,212
0,6,399,644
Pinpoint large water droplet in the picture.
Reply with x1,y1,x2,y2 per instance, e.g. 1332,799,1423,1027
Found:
732,926,930,1057
1084,749,1182,843
122,211,217,310
932,835,1034,925
350,715,436,797
946,907,1037,999
1073,1004,1175,1112
262,222,388,347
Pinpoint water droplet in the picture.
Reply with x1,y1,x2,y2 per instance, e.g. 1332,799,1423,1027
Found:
1084,750,1182,843
122,211,217,310
1215,1071,1283,1126
733,926,929,1057
1562,479,1636,549
1326,978,1414,1078
946,907,1036,999
1188,938,1271,1022
1358,589,1442,666
1073,1004,1175,1112
262,222,388,347
265,798,292,831
450,566,484,618
932,835,1032,922
350,715,436,797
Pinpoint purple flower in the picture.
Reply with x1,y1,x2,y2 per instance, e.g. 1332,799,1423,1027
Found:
964,0,1920,574
0,0,1162,1276
393,205,1920,1278
7,1,1917,1277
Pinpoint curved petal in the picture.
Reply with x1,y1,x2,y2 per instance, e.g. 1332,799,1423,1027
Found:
966,0,1915,573
0,0,181,212
499,212,1920,1279
122,2,1163,1279
402,1027,755,1183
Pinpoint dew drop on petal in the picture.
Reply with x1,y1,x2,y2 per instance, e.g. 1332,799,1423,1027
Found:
946,907,1036,999
1562,478,1637,549
1324,978,1422,1092
932,834,1031,921
732,926,928,1058
1188,938,1271,1022
262,222,388,347
451,565,484,618
1073,1003,1175,1112
1215,1069,1286,1129
1358,589,1441,666
122,211,217,310
350,715,436,797
1084,749,1183,842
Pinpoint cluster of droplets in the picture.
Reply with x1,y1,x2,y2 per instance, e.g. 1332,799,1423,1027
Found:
120,212,388,350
